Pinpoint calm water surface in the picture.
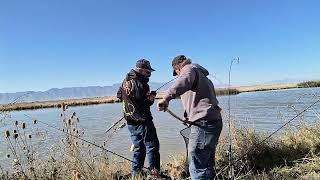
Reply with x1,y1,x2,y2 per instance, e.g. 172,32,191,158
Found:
1,88,320,166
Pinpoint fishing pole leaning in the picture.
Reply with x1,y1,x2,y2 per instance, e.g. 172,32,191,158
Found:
215,97,320,178
105,116,125,133
227,57,240,180
23,114,148,169
155,77,177,92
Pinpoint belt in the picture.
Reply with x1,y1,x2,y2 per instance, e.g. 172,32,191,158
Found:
192,118,222,127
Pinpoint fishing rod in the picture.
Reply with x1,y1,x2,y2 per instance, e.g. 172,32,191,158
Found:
23,114,147,169
227,57,239,180
1,92,34,122
166,108,190,126
105,116,125,133
105,77,178,134
165,108,191,164
215,97,320,178
155,77,177,92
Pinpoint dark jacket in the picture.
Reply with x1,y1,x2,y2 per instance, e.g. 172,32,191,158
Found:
117,69,154,125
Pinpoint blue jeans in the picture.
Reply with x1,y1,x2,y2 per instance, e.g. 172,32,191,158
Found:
127,120,160,175
188,119,223,180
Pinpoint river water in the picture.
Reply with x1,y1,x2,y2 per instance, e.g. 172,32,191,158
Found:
1,88,320,166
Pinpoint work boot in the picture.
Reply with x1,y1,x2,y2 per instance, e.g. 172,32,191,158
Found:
147,168,160,180
131,170,144,180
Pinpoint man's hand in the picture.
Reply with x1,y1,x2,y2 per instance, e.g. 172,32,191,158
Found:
150,91,157,96
147,91,157,101
158,99,169,111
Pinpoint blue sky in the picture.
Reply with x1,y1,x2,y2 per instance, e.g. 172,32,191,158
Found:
0,0,319,93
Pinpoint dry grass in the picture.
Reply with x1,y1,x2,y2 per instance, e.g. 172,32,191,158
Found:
298,80,320,88
2,116,320,179
0,96,120,111
2,95,320,179
0,103,132,180
236,83,299,93
163,154,189,179
159,121,320,179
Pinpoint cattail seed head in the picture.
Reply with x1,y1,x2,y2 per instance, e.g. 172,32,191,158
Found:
7,154,10,158
76,118,79,122
28,135,32,139
13,134,18,139
33,119,37,124
60,113,63,117
5,131,10,138
76,130,79,134
13,159,19,166
72,112,76,116
68,119,71,126
13,130,17,134
61,102,65,111
23,147,26,150
22,123,26,129
73,128,76,132
15,121,18,126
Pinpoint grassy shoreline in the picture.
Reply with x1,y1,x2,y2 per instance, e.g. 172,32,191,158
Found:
1,82,320,179
2,108,320,179
1,81,319,112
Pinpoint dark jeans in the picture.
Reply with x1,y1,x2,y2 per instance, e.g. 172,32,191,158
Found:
127,120,160,175
188,119,223,180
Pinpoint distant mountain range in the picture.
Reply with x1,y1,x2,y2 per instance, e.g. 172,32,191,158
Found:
0,79,307,104
0,82,174,104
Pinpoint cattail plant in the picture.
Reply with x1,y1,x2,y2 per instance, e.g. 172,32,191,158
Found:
61,102,66,112
4,129,23,175
5,130,10,138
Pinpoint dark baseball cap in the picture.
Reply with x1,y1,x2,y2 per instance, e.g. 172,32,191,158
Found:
136,59,155,71
172,55,187,76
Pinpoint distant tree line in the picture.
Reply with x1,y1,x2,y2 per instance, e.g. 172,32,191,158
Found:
298,80,320,88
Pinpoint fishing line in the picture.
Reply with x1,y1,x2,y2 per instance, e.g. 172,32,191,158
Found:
227,57,239,180
215,97,320,178
105,77,178,134
23,114,147,169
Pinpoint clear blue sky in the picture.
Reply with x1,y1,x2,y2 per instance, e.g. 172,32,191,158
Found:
1,0,319,93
